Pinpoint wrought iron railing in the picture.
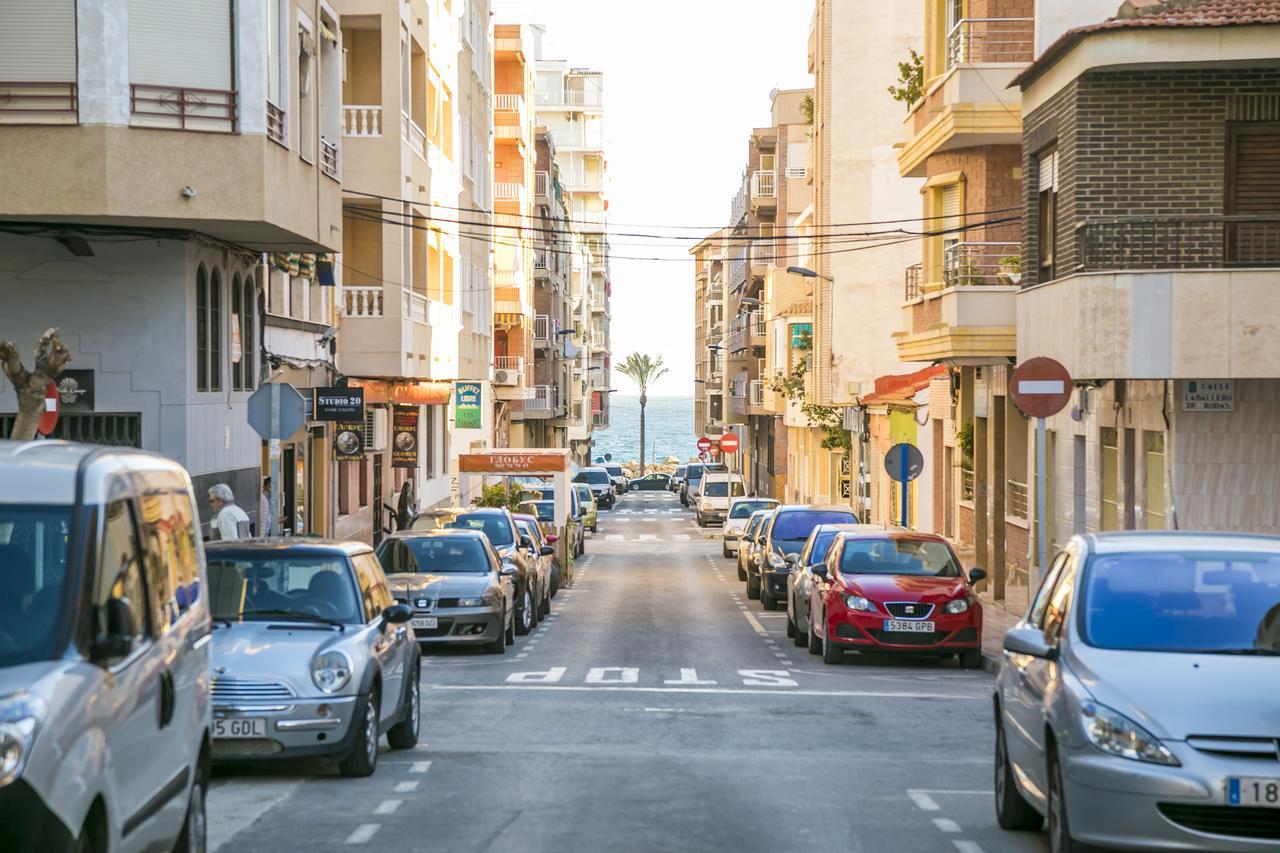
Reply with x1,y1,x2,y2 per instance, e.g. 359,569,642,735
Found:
904,263,922,300
130,85,236,132
0,81,78,124
943,242,1022,287
1078,215,1280,270
267,102,286,144
946,17,1034,68
1007,479,1029,520
961,468,975,502
320,138,339,179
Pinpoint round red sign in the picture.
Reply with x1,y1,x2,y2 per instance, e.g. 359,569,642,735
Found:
1010,357,1073,419
696,436,712,452
37,381,60,436
718,432,740,454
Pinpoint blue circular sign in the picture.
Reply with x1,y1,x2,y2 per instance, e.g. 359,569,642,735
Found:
884,443,924,483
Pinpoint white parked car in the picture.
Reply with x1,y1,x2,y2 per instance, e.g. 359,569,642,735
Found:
0,441,211,853
695,473,746,527
722,498,780,557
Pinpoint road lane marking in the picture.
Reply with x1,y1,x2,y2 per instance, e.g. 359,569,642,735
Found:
739,669,798,687
586,667,639,684
932,818,961,833
374,801,402,815
952,843,985,853
908,792,941,811
208,778,303,852
742,610,769,636
507,667,567,683
345,824,380,844
395,781,419,793
638,534,658,541
430,685,984,699
663,668,717,685
411,760,432,773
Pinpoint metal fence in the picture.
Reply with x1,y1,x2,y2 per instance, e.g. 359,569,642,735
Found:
1079,215,1280,270
946,17,1034,68
1007,479,1029,520
943,242,1022,287
904,263,922,301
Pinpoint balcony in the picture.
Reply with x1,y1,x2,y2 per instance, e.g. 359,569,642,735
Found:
0,82,78,126
905,262,922,301
342,104,383,137
495,93,524,115
343,286,384,318
402,112,427,159
319,138,338,180
727,311,766,354
534,170,551,203
533,248,550,274
534,314,560,348
729,253,748,287
944,242,1022,287
562,170,604,193
495,356,529,387
748,379,767,414
404,291,428,324
750,170,776,208
592,411,609,428
521,384,560,418
1007,479,1029,521
946,18,1034,69
535,89,603,109
1017,214,1280,381
495,181,526,208
749,243,775,270
129,85,236,133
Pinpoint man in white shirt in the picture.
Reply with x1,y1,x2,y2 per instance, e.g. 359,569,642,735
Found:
208,484,252,541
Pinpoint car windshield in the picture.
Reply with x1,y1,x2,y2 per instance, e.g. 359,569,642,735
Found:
604,466,624,477
687,464,726,483
730,500,777,519
751,514,774,542
516,521,543,546
390,537,492,574
0,505,72,667
207,553,363,623
839,538,961,577
447,513,515,548
410,511,460,531
526,501,555,522
772,511,857,546
703,481,746,498
574,485,594,502
575,470,611,486
674,467,686,478
1082,550,1280,654
806,531,843,565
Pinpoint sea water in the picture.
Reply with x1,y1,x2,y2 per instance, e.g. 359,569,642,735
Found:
589,395,696,466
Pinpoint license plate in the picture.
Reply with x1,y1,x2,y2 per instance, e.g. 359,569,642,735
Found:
412,617,438,630
1228,777,1280,808
213,718,266,739
883,619,935,633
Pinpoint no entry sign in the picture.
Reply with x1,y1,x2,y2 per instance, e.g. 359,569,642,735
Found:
718,432,740,454
697,436,712,453
37,381,59,436
1010,357,1072,419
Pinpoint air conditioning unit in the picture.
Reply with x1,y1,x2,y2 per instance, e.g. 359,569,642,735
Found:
494,369,518,386
363,408,390,451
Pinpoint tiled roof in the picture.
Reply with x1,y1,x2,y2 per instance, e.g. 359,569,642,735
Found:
861,365,947,406
778,299,813,317
1015,0,1280,89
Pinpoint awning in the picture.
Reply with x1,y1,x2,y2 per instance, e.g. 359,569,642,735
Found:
351,378,451,406
495,312,526,328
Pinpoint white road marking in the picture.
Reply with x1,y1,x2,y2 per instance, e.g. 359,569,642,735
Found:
395,781,419,793
507,667,567,683
672,534,690,540
952,842,985,853
345,824,380,844
932,818,961,833
586,667,639,684
606,535,623,541
429,684,985,699
663,668,717,685
374,800,402,815
411,760,432,773
208,778,303,852
742,610,769,636
738,669,798,687
638,534,658,541
908,791,941,811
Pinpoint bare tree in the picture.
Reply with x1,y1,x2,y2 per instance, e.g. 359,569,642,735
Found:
1,328,72,441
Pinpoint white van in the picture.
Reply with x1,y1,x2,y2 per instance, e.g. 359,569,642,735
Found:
721,497,781,557
0,441,211,852
695,473,747,527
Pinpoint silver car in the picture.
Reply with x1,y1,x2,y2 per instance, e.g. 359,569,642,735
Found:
206,541,420,777
995,532,1280,852
376,529,518,653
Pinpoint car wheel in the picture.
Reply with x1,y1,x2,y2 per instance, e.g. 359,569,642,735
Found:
1047,748,1084,853
746,573,760,600
505,605,517,645
540,584,551,618
485,615,507,654
386,664,420,749
722,544,731,558
338,687,380,777
516,586,535,635
806,614,822,655
172,773,206,853
760,587,774,610
737,561,747,581
785,610,795,638
995,716,1042,831
822,627,843,665
959,648,984,670
793,607,808,647
74,811,106,853
591,523,598,534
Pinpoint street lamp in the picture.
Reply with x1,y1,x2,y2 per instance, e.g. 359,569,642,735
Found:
787,265,834,282
738,297,761,306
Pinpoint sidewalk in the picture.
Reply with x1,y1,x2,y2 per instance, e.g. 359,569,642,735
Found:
956,546,1029,672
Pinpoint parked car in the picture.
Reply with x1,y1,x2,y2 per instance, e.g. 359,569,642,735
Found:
445,508,543,635
376,529,516,653
409,507,465,531
669,465,687,492
680,462,728,507
994,532,1280,853
695,473,747,527
0,442,212,853
806,530,984,667
518,487,585,557
513,514,555,616
573,483,599,534
723,498,780,557
573,467,616,509
737,509,775,583
752,505,858,607
602,464,629,494
205,540,420,776
629,472,672,491
787,523,879,647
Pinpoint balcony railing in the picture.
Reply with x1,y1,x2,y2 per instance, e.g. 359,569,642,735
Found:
533,249,550,271
495,356,528,386
535,89,603,108
266,102,286,144
495,182,525,205
407,292,428,324
946,17,1034,68
1078,216,1280,271
402,112,426,158
750,243,775,266
130,84,236,132
495,93,524,113
728,310,764,352
592,412,609,427
342,104,382,137
534,314,559,346
905,262,922,300
0,81,78,124
729,254,748,285
729,394,747,416
534,170,551,201
749,379,765,407
343,286,384,318
319,138,338,179
1007,479,1029,520
751,170,776,200
961,468,975,502
526,385,558,412
943,242,1022,288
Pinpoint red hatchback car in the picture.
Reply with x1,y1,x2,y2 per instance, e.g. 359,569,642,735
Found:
806,531,986,667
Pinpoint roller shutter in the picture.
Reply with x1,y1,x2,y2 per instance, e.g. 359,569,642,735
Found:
129,0,232,90
0,0,77,82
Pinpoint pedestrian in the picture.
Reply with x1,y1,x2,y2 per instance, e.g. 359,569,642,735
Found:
260,477,274,536
208,483,252,541
395,480,416,531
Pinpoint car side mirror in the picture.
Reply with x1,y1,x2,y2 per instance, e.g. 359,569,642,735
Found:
812,565,828,578
382,603,413,625
968,567,988,586
499,565,518,577
546,533,559,544
91,597,137,664
784,553,799,567
1003,626,1058,660
539,545,554,557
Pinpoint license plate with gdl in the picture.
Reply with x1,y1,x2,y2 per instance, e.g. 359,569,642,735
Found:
883,619,935,633
1228,777,1280,808
412,617,438,630
213,718,266,739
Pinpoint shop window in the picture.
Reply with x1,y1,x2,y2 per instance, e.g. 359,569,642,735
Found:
1100,427,1119,531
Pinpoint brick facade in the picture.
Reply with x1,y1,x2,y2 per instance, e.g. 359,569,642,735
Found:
928,145,1022,244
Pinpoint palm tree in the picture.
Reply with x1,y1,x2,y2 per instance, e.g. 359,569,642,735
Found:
616,353,668,475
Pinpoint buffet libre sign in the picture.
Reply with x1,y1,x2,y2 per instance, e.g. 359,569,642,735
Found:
455,381,482,429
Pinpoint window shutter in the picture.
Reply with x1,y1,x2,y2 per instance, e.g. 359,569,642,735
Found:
1038,151,1058,192
1229,127,1280,213
0,0,77,81
941,184,961,219
129,0,232,90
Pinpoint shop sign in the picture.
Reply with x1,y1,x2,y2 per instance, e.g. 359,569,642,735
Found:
333,420,366,460
1182,380,1235,412
314,387,365,421
392,406,419,469
455,382,483,429
55,369,95,412
458,451,568,474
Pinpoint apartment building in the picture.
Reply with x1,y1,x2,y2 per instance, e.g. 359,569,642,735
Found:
0,0,342,533
693,231,729,440
1013,1,1280,558
806,0,924,506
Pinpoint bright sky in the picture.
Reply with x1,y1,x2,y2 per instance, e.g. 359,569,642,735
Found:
494,0,814,396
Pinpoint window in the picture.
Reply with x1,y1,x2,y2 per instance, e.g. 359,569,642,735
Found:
210,268,223,391
352,553,393,621
298,18,316,162
128,0,235,132
196,264,224,392
196,266,209,391
0,0,78,123
96,499,150,645
1029,551,1069,629
1144,432,1166,530
231,272,256,391
138,487,202,633
1101,427,1119,531
1036,148,1058,283
1226,123,1280,264
1040,557,1077,643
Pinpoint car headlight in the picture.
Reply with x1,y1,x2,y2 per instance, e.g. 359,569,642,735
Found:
458,597,483,607
0,694,46,788
944,597,971,614
844,595,876,612
1080,702,1179,766
768,553,787,569
311,651,353,695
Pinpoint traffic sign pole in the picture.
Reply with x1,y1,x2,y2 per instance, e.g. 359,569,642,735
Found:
1010,357,1072,590
901,450,909,528
270,382,282,537
1036,417,1048,582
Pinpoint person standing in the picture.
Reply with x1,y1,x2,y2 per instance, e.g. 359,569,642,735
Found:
260,477,274,536
208,484,252,541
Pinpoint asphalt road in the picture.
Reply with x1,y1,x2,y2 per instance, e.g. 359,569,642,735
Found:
208,490,1049,853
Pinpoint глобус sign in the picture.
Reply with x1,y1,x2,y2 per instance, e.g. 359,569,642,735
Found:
1182,380,1234,412
314,387,365,421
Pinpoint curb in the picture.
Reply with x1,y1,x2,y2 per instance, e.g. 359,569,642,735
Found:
980,650,1001,674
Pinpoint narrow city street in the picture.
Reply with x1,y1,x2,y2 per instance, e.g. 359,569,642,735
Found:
208,491,1047,853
